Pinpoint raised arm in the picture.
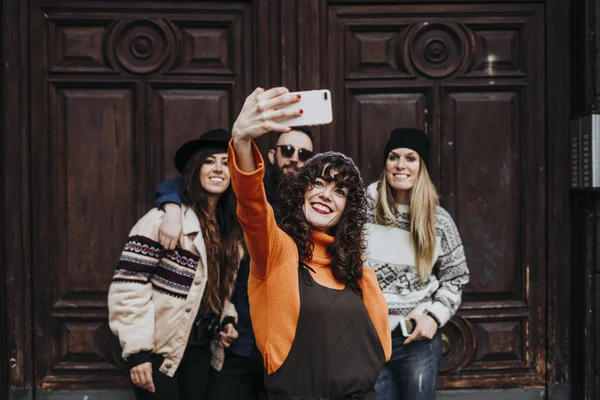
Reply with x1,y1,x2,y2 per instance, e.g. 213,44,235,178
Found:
228,87,302,279
231,87,301,170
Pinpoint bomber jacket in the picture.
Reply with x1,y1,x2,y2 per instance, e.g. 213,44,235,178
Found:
108,205,238,377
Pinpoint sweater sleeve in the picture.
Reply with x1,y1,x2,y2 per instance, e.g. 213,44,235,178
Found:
428,207,470,326
361,267,392,362
228,140,295,280
108,208,165,365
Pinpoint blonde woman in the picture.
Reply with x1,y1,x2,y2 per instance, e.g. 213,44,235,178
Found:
365,128,469,400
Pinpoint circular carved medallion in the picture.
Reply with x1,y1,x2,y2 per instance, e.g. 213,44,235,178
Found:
403,22,474,79
106,19,178,75
439,315,474,372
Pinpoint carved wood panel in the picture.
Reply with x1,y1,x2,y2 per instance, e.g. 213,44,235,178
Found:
148,83,233,180
29,2,253,389
326,3,545,388
442,88,524,301
345,87,432,180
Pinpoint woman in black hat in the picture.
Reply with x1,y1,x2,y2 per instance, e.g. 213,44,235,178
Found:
364,128,470,399
108,128,243,400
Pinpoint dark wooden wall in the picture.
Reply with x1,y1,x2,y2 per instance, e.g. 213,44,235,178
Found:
325,3,547,388
570,1,600,399
546,0,573,395
1,0,6,397
1,0,573,396
571,194,600,400
3,0,35,395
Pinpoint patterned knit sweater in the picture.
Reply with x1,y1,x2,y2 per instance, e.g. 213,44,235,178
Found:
364,182,469,330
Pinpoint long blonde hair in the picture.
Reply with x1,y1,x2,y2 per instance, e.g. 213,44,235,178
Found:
374,159,439,280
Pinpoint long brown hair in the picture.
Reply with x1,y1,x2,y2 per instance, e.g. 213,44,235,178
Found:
374,158,439,280
180,149,241,314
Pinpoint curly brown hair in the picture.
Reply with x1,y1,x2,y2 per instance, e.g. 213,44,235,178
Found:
181,148,242,314
276,152,367,297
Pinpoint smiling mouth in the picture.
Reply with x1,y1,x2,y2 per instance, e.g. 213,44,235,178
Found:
209,177,225,182
393,174,410,179
311,202,332,214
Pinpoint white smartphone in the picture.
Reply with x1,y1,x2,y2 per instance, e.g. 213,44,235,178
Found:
278,89,333,127
399,317,416,337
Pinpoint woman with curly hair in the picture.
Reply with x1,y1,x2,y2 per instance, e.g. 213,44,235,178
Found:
108,129,242,400
365,128,470,399
227,87,391,399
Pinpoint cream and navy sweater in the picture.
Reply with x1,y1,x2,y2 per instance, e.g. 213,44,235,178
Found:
364,182,469,331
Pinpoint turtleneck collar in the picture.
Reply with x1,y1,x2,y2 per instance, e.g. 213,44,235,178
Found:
311,231,334,266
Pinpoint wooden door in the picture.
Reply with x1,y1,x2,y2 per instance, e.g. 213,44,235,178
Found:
28,0,254,389
25,0,548,392
319,3,546,389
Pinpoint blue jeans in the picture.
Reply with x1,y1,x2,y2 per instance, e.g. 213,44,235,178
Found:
375,332,442,400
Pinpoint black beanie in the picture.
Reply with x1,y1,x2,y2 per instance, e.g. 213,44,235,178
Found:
383,128,430,168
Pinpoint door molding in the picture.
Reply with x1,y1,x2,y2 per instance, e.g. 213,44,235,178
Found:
1,0,6,394
3,0,33,395
544,0,573,391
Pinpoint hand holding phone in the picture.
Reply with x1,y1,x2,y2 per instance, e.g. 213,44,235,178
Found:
403,313,439,345
278,89,333,127
399,316,416,337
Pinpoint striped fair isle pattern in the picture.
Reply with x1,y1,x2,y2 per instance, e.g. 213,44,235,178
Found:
112,235,200,299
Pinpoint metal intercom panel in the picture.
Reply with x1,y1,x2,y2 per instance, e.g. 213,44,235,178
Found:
571,114,600,189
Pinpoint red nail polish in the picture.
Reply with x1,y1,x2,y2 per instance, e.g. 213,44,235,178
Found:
299,109,304,114
297,94,302,99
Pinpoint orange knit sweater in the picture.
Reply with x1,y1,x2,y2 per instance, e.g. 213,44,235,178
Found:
229,141,391,374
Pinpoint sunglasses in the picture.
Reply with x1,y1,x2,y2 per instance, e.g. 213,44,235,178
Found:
275,145,314,162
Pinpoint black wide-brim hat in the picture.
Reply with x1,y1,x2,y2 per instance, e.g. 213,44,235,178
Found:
174,128,231,174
